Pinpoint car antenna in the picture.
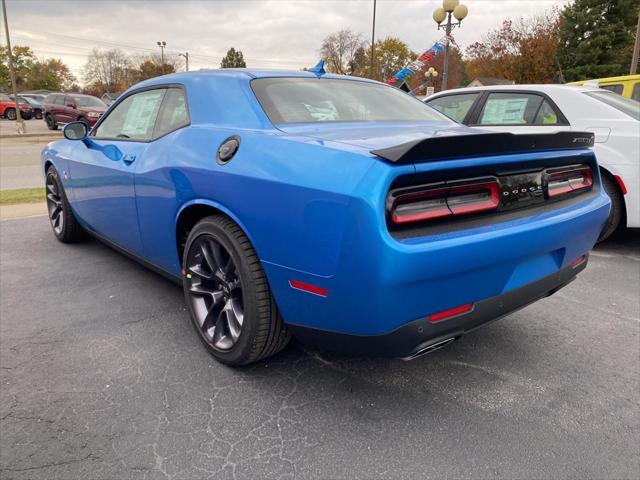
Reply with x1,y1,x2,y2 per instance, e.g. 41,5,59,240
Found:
308,60,326,77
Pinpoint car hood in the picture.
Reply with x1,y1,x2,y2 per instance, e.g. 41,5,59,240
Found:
276,121,478,153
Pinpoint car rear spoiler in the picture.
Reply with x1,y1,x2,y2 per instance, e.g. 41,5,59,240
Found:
370,131,595,164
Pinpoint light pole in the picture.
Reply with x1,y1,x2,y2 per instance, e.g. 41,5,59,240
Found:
433,0,468,91
179,52,189,72
425,67,438,95
156,41,166,72
370,0,377,79
2,0,25,134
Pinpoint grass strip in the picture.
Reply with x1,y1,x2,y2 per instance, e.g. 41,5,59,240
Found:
0,187,45,205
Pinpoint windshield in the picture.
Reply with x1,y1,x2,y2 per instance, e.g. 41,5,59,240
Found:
19,97,39,106
72,95,106,108
584,91,640,121
251,78,449,125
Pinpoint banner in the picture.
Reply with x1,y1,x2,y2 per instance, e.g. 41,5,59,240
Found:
385,36,448,87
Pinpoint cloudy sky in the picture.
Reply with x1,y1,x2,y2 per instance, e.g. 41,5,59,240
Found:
4,0,571,82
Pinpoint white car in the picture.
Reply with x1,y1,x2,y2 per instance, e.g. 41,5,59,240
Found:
425,85,640,240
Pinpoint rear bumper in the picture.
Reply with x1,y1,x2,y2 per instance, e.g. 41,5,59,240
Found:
290,260,585,358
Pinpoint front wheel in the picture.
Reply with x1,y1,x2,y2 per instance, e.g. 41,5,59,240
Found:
45,166,84,243
5,108,16,120
45,114,58,130
598,174,624,242
183,215,290,366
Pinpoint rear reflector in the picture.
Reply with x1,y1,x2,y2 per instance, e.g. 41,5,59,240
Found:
289,280,328,297
546,166,593,198
427,303,474,323
571,255,587,269
614,175,627,195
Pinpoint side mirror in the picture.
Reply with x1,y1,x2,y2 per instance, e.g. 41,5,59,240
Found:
66,101,76,109
62,121,88,140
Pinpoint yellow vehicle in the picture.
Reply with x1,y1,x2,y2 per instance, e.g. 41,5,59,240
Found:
567,74,640,101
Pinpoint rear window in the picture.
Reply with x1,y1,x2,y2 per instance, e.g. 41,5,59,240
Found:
584,91,640,120
251,78,448,125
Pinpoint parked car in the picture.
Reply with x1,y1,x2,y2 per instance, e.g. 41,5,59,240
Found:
567,74,640,102
11,95,43,119
19,93,47,104
42,93,107,130
0,93,33,120
41,69,609,366
426,85,639,240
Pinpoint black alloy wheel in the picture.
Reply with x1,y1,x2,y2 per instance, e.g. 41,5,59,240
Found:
45,114,58,130
45,166,84,242
46,173,64,236
185,234,245,351
183,216,290,366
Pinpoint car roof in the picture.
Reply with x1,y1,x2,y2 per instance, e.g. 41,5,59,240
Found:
134,68,380,89
427,84,603,98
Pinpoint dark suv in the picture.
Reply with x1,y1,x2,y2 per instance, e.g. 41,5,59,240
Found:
43,93,107,130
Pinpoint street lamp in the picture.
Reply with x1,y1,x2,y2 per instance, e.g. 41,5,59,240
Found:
424,67,438,95
433,0,468,91
156,41,166,72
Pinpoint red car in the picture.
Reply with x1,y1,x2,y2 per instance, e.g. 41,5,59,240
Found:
43,93,107,130
0,93,33,120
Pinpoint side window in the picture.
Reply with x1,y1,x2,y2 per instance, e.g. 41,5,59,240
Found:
154,88,189,138
427,93,479,123
0,94,11,102
533,100,561,125
478,93,546,125
94,89,165,141
632,83,640,103
600,84,623,95
54,95,65,105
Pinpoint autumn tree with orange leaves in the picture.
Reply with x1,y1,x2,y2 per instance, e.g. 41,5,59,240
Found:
465,10,562,84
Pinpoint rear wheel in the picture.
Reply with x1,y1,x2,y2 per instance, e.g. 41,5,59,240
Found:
598,173,624,242
46,166,84,243
5,108,16,120
45,114,58,130
183,215,290,366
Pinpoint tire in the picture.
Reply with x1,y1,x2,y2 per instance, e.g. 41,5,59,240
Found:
598,173,624,242
45,114,58,130
5,108,16,120
45,166,84,243
183,215,290,366
21,112,32,120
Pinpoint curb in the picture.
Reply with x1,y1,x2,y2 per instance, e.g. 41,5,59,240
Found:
0,132,61,139
0,202,47,220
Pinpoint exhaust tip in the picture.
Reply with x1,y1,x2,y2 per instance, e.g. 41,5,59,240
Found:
402,336,457,361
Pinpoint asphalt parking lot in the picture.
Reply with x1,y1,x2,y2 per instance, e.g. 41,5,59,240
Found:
1,217,638,479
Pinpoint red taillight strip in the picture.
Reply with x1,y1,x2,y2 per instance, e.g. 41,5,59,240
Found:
547,166,593,198
614,175,627,195
390,179,500,225
447,181,500,215
427,303,474,323
289,280,328,297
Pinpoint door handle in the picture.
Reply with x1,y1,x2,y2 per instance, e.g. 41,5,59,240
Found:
123,154,136,165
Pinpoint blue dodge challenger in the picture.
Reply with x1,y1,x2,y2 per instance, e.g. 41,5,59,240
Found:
41,68,610,365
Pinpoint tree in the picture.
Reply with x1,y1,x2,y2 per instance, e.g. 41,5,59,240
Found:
220,48,246,68
558,0,640,81
83,48,133,94
406,46,466,92
135,53,179,81
351,37,417,81
466,10,561,84
320,29,366,75
0,46,35,90
25,58,76,91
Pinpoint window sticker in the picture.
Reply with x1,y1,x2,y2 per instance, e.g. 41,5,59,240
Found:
482,98,528,124
121,91,164,137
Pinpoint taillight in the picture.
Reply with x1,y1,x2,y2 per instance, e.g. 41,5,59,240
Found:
546,165,593,198
390,178,500,225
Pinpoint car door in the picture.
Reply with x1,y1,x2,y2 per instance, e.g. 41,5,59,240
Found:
68,88,166,254
468,91,571,135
